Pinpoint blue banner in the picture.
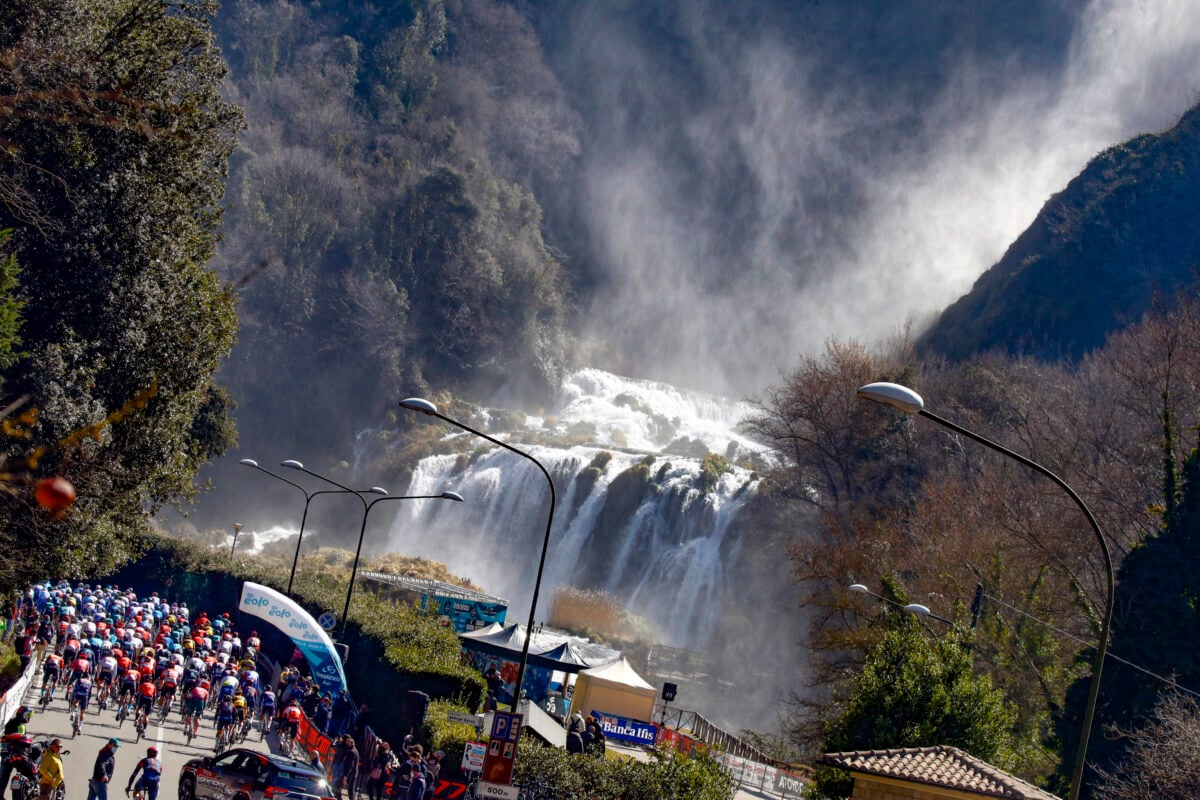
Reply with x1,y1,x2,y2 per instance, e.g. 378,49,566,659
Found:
238,582,348,696
423,596,508,632
593,711,658,746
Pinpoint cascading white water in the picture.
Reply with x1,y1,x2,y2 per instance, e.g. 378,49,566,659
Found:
384,369,765,649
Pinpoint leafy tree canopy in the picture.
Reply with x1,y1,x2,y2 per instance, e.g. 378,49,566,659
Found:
0,0,242,586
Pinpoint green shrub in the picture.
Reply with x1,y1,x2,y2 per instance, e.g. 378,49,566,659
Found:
513,738,736,800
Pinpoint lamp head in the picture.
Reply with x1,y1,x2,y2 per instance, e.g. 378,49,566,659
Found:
848,584,869,594
368,487,388,496
903,603,932,617
441,491,464,502
281,460,304,470
399,398,438,416
856,382,925,414
239,459,258,468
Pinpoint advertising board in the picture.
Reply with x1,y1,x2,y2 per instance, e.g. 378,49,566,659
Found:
593,711,658,746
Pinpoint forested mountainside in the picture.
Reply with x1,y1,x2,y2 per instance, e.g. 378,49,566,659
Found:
920,102,1200,361
211,0,581,461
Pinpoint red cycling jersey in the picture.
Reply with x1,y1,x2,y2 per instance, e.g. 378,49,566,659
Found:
138,681,157,698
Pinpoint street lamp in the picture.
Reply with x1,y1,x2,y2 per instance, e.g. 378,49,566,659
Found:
340,490,465,640
848,583,954,625
857,381,1114,800
399,396,557,708
277,461,387,636
239,458,368,595
230,523,243,557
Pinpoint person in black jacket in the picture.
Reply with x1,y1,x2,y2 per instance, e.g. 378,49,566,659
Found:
85,739,119,800
336,736,359,800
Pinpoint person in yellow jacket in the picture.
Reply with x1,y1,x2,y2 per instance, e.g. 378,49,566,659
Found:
37,739,64,800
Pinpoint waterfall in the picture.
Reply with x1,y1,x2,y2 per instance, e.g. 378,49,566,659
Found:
384,369,764,649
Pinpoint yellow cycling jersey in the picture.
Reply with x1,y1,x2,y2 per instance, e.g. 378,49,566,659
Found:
232,695,248,708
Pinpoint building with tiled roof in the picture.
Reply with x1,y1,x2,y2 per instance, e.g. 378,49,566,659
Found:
818,746,1062,800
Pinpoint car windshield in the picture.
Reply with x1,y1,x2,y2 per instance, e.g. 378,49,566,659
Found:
272,768,327,792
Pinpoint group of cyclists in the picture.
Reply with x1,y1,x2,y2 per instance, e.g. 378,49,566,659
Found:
15,582,305,750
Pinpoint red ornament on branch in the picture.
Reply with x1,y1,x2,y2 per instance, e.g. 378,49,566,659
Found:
34,476,76,512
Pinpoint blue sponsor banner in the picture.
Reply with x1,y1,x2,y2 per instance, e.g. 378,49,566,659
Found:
593,711,658,746
424,595,508,632
239,581,348,696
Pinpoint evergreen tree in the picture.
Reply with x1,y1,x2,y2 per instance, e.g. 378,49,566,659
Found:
814,586,1022,798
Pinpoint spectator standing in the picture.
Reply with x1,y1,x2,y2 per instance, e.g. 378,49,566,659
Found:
586,718,606,757
35,739,64,800
13,628,30,671
365,741,394,800
338,736,360,800
313,696,332,735
86,739,119,800
404,764,425,800
566,713,585,754
422,753,440,800
329,737,348,797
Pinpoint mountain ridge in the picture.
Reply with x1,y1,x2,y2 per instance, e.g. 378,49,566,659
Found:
919,102,1200,361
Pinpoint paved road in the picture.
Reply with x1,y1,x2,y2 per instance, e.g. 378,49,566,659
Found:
15,679,277,800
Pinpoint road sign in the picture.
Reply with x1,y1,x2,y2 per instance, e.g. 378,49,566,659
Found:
317,612,336,631
662,682,677,702
449,711,485,726
476,783,518,800
481,711,522,786
461,741,486,772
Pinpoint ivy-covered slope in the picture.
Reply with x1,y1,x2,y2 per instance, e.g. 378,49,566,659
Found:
919,102,1200,361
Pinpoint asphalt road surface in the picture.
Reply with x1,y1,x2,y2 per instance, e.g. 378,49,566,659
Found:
14,679,276,800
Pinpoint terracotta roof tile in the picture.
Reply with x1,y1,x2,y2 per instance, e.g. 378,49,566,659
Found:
818,746,1061,800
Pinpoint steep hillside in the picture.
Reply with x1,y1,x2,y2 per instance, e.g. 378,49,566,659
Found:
919,103,1200,361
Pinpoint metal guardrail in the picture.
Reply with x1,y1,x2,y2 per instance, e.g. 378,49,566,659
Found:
653,703,775,763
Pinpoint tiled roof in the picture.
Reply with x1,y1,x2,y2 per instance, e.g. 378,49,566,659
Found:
818,746,1061,800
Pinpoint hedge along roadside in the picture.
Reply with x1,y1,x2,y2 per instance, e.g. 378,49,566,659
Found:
101,531,487,746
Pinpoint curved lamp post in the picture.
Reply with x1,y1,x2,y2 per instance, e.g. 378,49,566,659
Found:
399,397,557,708
342,490,465,640
239,458,366,595
857,382,1114,800
278,461,387,637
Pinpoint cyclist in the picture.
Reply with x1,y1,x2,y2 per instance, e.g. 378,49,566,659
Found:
135,679,157,729
279,700,303,751
119,666,140,705
124,746,163,800
66,648,91,691
71,673,93,728
231,691,248,736
158,664,180,712
218,670,239,702
183,681,208,738
258,688,276,733
41,652,64,695
214,695,235,746
96,651,118,700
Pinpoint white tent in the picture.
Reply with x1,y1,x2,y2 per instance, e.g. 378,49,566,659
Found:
570,657,657,723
